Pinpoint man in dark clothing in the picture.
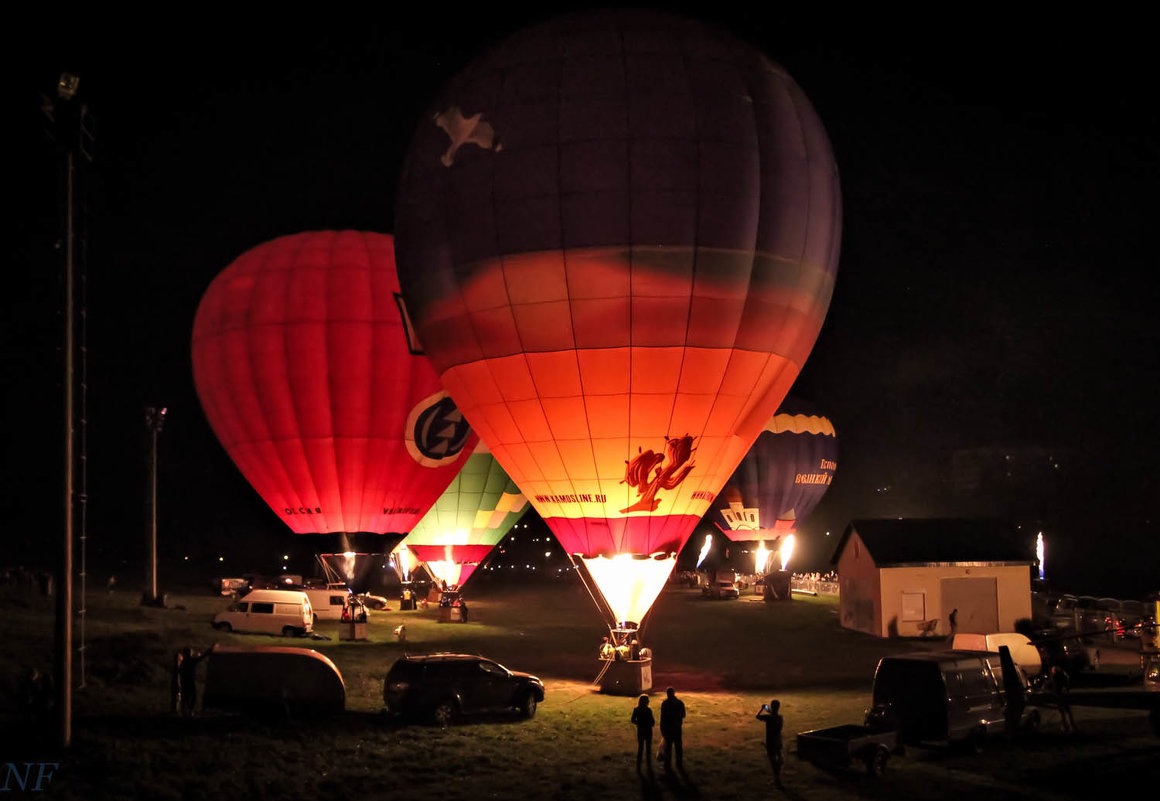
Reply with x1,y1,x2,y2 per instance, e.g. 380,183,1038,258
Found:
630,694,655,772
756,698,784,788
659,687,686,773
948,608,959,638
178,644,215,717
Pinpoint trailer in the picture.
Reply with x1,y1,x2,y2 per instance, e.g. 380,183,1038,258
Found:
796,724,900,776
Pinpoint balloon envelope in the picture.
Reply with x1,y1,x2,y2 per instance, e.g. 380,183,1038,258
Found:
192,231,477,535
395,11,840,623
405,442,530,590
712,396,838,544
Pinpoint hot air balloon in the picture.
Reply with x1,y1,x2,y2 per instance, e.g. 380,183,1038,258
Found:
394,11,841,631
711,397,838,574
191,231,478,555
404,441,529,592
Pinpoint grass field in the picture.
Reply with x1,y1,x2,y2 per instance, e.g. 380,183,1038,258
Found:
1,579,1157,800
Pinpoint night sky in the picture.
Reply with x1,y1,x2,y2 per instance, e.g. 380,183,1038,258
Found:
7,7,1158,596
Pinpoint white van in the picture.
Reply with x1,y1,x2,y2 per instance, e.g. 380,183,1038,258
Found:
300,584,353,622
213,589,313,637
951,632,1042,678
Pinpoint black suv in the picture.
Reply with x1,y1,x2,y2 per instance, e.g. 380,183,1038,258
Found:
384,654,545,725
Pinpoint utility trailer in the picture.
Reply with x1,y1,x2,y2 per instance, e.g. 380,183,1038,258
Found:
796,724,900,776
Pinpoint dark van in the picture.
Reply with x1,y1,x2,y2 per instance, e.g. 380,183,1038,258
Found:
870,651,1038,749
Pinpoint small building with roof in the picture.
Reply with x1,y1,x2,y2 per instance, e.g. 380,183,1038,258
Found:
832,519,1034,639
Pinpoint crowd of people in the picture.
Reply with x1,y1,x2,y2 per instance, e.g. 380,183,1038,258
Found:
791,570,838,583
0,565,57,597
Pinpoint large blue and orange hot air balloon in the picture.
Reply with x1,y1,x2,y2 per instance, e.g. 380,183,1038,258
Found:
394,11,840,628
191,231,477,544
404,442,529,591
710,396,838,572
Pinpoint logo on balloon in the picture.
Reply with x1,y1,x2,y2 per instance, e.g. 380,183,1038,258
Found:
433,106,502,167
405,391,472,467
620,434,697,514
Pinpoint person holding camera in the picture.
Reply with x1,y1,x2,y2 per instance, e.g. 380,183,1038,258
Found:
756,698,784,788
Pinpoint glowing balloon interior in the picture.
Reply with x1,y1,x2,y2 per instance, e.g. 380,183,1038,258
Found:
395,11,841,626
581,554,676,628
405,442,529,590
192,231,477,534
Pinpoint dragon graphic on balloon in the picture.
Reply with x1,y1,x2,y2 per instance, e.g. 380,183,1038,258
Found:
620,435,696,515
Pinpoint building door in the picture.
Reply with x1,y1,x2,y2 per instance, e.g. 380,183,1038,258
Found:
940,577,999,634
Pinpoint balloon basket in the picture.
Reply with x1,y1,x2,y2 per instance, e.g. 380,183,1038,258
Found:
439,606,465,623
764,570,792,602
598,658,652,695
339,621,368,641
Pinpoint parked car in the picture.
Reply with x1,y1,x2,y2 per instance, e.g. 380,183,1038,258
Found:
1025,628,1095,678
703,580,740,600
383,653,544,725
212,589,313,637
1112,600,1146,639
357,592,391,610
951,633,1042,680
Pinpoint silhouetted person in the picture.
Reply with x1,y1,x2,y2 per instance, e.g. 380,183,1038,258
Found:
1049,665,1075,732
178,645,215,717
20,667,54,741
170,650,184,714
756,698,784,788
630,694,655,772
659,687,686,773
459,599,468,622
948,608,959,638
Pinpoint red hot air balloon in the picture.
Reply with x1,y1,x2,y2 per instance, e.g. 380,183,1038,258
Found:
192,231,477,537
394,11,841,627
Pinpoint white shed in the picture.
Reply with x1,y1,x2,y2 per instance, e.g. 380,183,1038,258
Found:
833,519,1033,639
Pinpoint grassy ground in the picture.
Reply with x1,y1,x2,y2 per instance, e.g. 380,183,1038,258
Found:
1,580,1156,800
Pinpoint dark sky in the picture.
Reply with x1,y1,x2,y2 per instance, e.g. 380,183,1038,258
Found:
7,7,1158,594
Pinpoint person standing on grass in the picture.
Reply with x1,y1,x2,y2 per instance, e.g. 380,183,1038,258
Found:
659,687,686,773
756,698,784,788
178,644,215,717
630,694,655,772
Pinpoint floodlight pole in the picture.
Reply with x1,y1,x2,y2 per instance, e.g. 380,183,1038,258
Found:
48,70,89,751
58,126,76,753
143,406,166,604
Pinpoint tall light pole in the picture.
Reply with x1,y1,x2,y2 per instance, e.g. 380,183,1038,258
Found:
143,406,167,605
45,70,92,750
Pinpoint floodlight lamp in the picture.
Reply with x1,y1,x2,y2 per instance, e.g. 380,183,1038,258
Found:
57,73,79,100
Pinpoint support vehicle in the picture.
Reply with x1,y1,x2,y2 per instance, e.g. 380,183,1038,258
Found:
212,589,313,636
384,653,544,725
